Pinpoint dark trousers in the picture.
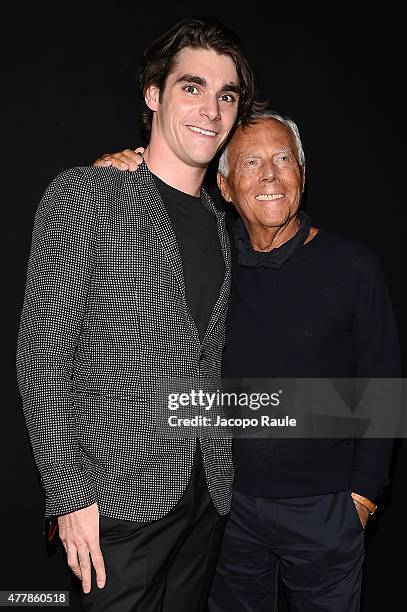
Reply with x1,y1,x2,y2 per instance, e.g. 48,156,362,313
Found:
208,489,365,612
81,445,227,612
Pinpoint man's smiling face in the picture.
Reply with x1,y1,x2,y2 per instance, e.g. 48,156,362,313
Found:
145,47,240,169
218,118,304,231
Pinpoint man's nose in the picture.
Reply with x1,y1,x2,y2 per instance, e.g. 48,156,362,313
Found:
259,160,277,182
200,96,221,122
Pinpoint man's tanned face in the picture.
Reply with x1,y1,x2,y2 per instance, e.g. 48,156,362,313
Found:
218,118,304,232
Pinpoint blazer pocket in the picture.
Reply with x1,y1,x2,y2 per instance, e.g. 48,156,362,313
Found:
73,393,157,471
85,334,142,395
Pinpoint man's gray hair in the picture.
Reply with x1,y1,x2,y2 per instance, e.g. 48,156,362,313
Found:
218,110,306,178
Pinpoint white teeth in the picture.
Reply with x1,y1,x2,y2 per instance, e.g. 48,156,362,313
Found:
255,194,285,201
188,125,217,137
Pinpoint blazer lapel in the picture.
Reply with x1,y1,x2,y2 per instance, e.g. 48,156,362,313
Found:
200,189,232,344
133,163,186,294
129,164,231,346
130,162,202,342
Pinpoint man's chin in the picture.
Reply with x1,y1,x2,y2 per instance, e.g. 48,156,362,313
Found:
186,143,222,167
186,156,214,169
256,217,291,229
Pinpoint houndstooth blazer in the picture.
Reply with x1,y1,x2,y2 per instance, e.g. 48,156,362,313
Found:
16,162,233,522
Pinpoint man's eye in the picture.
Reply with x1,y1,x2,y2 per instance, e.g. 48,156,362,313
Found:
274,155,296,166
245,159,258,167
219,94,235,102
184,85,199,94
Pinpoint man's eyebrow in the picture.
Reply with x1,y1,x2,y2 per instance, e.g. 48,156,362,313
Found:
240,147,293,156
238,152,261,160
218,82,241,95
237,147,295,161
175,74,207,86
175,74,240,95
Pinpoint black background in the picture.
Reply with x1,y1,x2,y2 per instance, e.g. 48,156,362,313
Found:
1,2,405,610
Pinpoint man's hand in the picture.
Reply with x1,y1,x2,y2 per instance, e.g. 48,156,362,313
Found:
94,147,145,172
352,497,370,529
353,499,370,529
57,502,106,594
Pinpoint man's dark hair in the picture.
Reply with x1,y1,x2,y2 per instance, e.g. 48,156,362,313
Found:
138,17,262,135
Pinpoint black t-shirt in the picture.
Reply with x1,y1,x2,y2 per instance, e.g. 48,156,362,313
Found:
153,174,225,340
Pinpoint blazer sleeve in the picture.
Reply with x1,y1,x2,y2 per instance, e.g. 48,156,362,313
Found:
350,249,401,502
16,167,98,517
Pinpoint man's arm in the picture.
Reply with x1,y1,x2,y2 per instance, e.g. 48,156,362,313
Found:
17,167,97,514
350,248,401,521
16,167,105,592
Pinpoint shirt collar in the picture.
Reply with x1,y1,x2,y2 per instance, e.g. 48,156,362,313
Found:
232,211,312,269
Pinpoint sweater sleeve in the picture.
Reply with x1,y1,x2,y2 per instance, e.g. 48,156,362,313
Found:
350,249,401,502
16,167,98,517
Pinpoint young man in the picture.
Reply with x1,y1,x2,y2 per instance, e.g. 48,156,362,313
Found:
16,18,258,612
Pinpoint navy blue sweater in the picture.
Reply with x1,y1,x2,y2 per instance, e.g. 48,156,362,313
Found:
223,225,400,502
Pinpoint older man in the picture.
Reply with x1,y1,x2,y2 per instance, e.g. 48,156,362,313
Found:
95,111,400,611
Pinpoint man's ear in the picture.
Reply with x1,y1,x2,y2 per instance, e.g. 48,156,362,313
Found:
217,171,233,203
144,84,160,112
